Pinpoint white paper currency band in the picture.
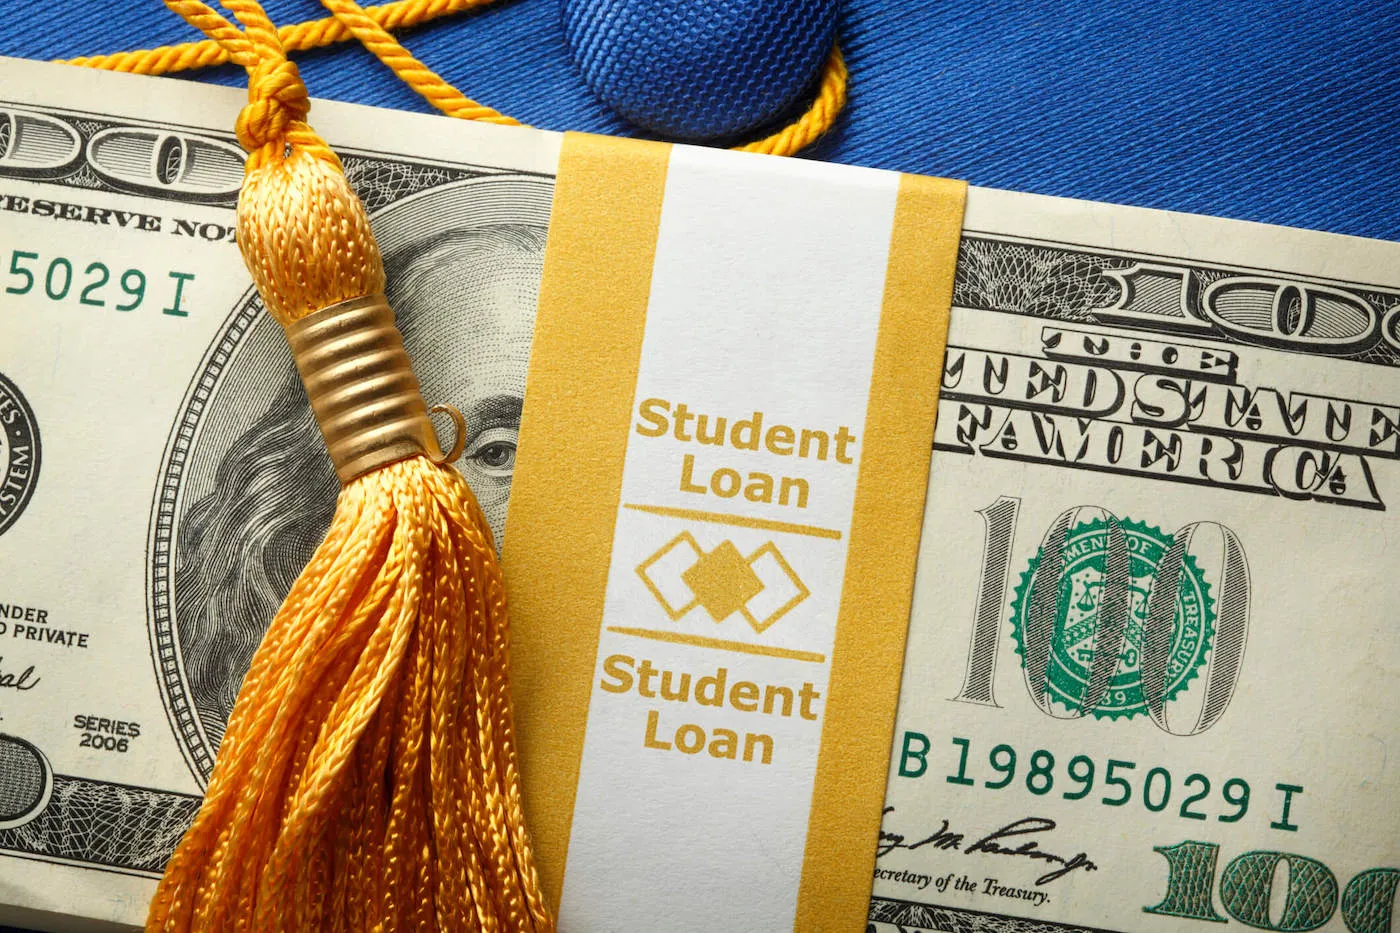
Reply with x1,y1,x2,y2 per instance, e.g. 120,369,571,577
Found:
502,134,965,932
552,145,899,931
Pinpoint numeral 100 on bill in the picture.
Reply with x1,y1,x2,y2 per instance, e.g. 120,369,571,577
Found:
1147,841,1398,933
951,497,1249,735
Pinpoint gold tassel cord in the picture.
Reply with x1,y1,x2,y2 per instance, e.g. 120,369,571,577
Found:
145,2,552,930
318,0,520,125
67,0,846,157
65,0,498,74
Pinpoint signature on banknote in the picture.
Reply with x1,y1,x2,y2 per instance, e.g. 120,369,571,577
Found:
0,657,39,691
879,808,1098,885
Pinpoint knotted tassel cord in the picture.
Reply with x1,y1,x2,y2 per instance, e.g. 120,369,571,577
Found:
67,0,846,156
145,2,552,931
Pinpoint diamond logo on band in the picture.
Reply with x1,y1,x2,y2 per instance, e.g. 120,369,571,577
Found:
636,531,810,634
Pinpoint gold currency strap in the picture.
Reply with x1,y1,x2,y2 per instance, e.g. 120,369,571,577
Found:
143,1,553,930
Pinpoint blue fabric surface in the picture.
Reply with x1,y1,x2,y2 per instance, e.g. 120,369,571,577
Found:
0,0,1397,242
561,0,838,139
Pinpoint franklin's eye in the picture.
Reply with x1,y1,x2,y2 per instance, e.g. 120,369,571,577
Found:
475,442,515,470
464,427,518,479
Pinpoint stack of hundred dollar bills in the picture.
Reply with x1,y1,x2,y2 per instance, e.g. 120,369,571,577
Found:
0,54,1395,933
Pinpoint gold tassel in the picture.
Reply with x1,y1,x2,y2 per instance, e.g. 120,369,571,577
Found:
145,2,553,930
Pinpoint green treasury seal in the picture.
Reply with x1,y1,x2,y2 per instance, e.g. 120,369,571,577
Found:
1010,517,1214,720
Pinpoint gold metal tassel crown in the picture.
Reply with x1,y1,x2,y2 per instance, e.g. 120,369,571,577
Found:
287,295,464,484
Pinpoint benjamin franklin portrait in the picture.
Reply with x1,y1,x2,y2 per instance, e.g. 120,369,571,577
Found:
155,173,553,766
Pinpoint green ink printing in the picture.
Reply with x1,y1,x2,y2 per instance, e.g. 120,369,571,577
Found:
1010,518,1215,720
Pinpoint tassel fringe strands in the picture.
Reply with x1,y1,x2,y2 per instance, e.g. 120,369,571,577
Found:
151,461,550,932
143,2,552,930
68,0,846,157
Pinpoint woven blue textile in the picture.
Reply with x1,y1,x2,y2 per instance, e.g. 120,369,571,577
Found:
1,0,1398,241
560,0,838,139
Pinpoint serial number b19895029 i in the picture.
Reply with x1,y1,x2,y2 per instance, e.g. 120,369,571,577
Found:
899,733,1305,833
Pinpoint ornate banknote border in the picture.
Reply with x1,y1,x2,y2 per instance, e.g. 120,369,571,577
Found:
869,895,1121,932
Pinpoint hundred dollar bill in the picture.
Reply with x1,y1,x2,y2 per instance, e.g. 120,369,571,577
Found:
869,196,1400,930
0,52,1396,933
0,55,560,931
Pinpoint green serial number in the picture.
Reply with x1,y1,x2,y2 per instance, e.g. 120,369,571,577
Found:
898,732,1303,832
4,249,195,317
